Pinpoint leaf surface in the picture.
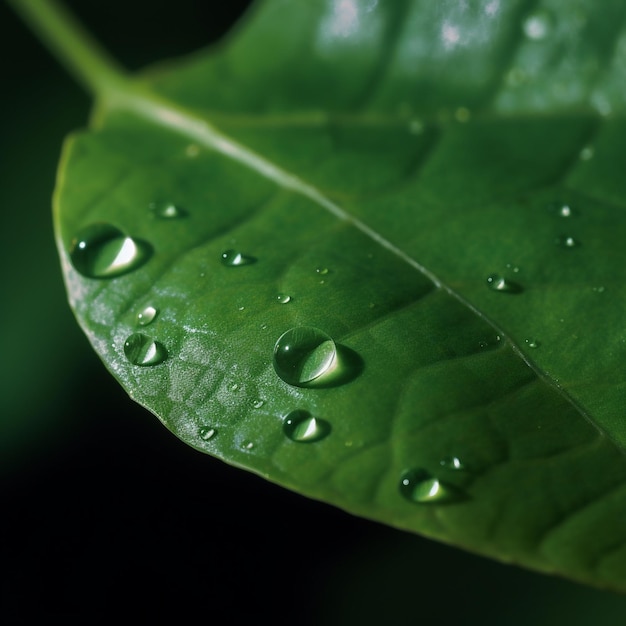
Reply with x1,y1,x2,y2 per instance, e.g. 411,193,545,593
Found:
54,0,626,590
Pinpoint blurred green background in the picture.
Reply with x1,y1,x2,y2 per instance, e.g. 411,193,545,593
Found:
1,1,625,622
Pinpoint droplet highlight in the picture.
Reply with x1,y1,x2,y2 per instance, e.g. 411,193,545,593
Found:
555,235,581,249
523,9,553,40
221,249,256,266
440,456,464,470
149,201,187,219
137,305,158,326
198,426,216,441
70,223,152,279
399,469,463,504
283,410,331,443
273,326,337,387
486,274,522,294
124,333,168,366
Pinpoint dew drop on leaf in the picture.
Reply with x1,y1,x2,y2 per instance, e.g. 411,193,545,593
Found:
315,267,329,275
273,326,337,386
525,338,541,349
283,410,331,443
276,293,292,304
486,273,523,293
149,201,187,219
522,9,553,40
221,249,256,266
555,235,581,249
198,426,216,441
137,305,158,326
440,456,465,470
123,333,168,366
399,469,463,504
70,223,152,279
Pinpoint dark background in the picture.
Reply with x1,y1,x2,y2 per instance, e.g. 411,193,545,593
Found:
1,1,625,623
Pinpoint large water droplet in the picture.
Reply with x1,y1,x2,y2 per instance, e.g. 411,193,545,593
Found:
523,9,553,40
276,293,292,304
221,249,256,267
399,469,463,504
555,235,581,249
283,410,331,443
70,223,152,278
486,274,522,294
124,333,168,366
273,327,337,386
137,305,158,326
149,201,187,219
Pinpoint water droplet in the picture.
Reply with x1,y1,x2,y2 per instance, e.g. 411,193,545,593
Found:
555,235,581,249
592,286,606,293
548,202,577,218
237,306,245,311
486,274,522,294
454,107,471,123
149,201,187,219
440,456,464,470
230,383,240,392
505,263,520,273
124,333,168,366
283,410,331,443
523,9,553,40
399,469,463,504
252,399,264,409
276,293,292,304
70,223,152,279
221,249,256,267
524,338,540,349
273,327,337,387
137,305,158,326
579,146,594,161
198,426,216,441
315,267,329,275
242,440,255,451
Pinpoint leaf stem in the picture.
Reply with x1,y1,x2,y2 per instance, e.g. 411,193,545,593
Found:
8,0,127,97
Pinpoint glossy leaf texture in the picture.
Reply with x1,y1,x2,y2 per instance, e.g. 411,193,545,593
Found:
54,0,626,590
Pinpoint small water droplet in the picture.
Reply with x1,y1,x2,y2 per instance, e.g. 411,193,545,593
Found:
454,107,471,123
548,202,577,218
198,426,216,441
260,324,268,330
273,326,337,387
70,223,152,279
440,456,464,470
525,338,540,349
486,274,523,294
283,410,331,443
230,383,240,392
555,235,581,249
523,9,553,40
276,293,292,304
399,469,463,504
592,286,606,293
124,333,167,366
315,267,329,275
252,399,264,409
579,146,594,161
137,305,158,326
221,249,256,267
505,263,520,273
237,306,245,311
242,440,255,450
149,201,187,219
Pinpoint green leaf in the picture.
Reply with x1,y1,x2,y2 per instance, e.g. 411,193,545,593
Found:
23,0,626,591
